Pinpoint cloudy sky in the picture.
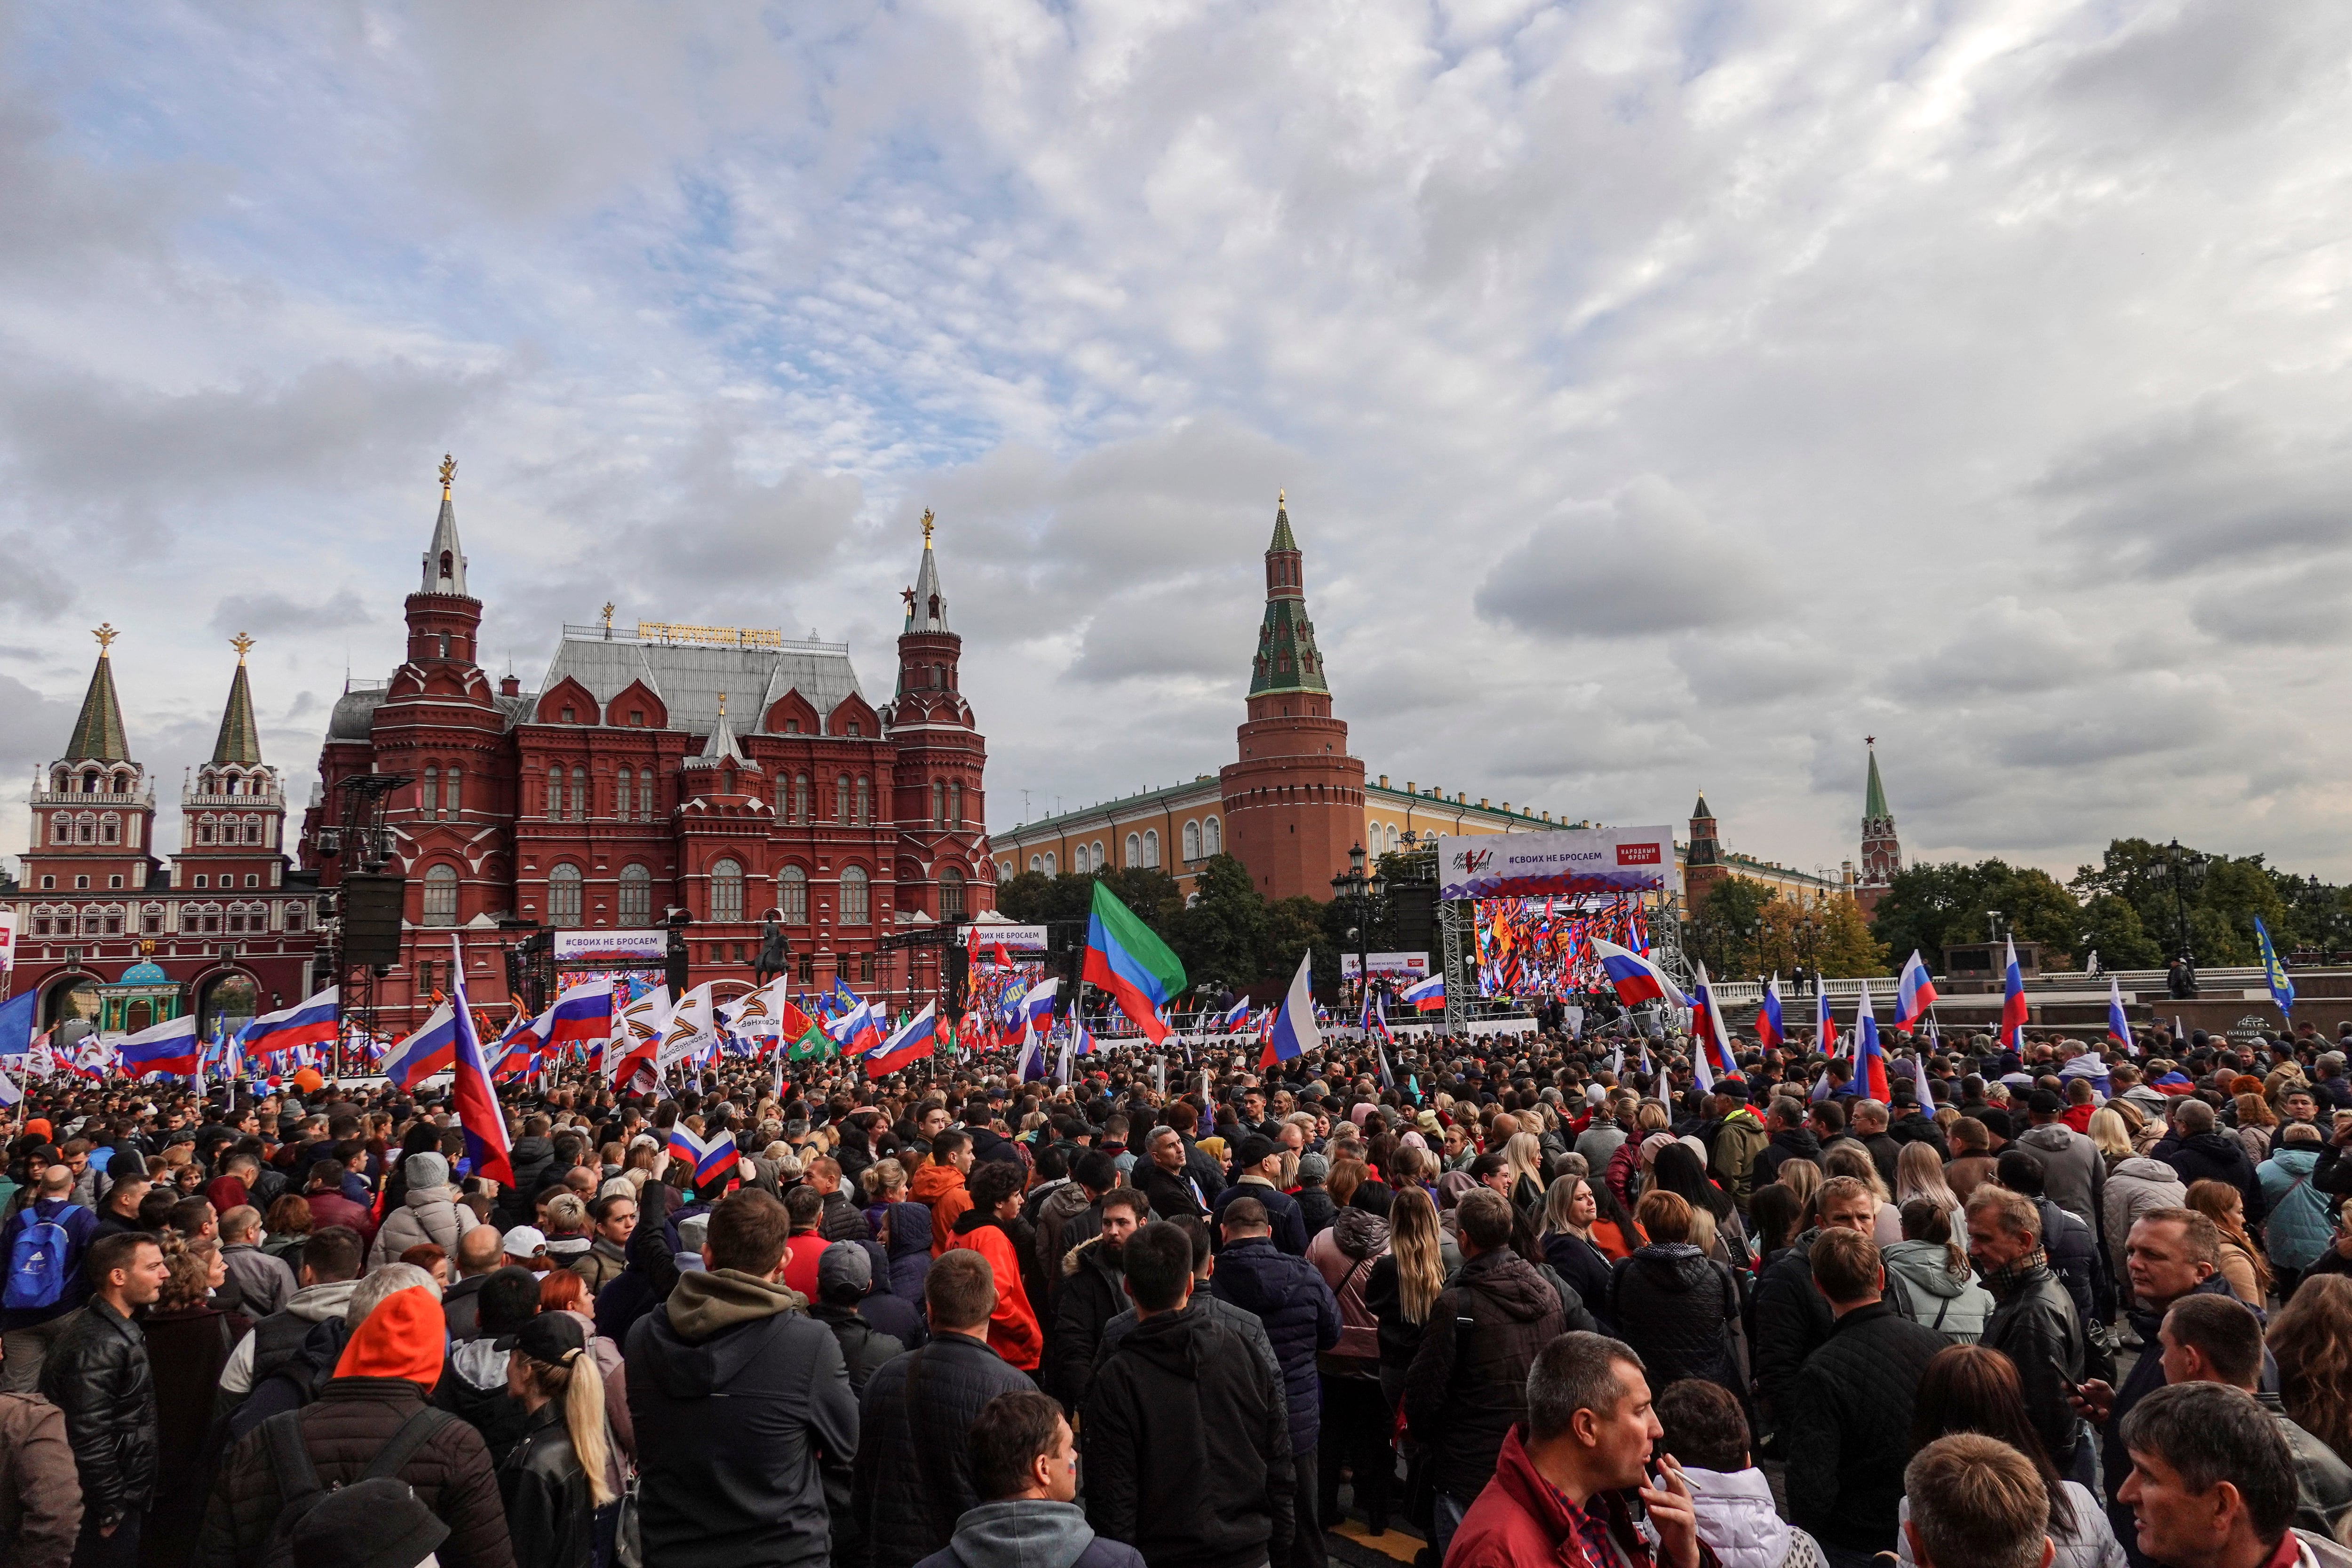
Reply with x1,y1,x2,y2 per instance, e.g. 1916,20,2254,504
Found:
5,0,2351,885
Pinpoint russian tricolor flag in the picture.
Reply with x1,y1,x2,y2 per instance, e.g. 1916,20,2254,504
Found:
1852,978,1891,1103
1218,996,1251,1033
1590,938,1687,1009
118,1013,201,1078
1260,951,1323,1067
1756,975,1784,1051
490,1013,545,1083
667,1123,739,1183
864,1003,938,1077
1020,979,1059,1046
384,1004,460,1090
543,979,615,1053
2107,976,2134,1054
1400,975,1445,1013
2000,935,2029,1050
1690,961,1739,1079
243,987,339,1057
442,939,515,1186
1896,951,1938,1030
1815,982,1839,1058
609,985,669,1091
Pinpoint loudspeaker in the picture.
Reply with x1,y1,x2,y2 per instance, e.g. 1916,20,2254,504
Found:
945,945,969,1016
1391,881,1435,957
340,874,406,967
665,928,689,995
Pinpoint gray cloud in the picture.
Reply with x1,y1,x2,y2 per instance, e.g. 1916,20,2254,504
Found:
206,591,376,640
1476,479,1773,641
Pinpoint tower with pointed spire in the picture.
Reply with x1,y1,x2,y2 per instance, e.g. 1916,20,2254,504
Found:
1684,791,1726,909
177,631,290,894
22,624,159,904
1220,493,1366,900
1857,738,1901,915
885,508,988,924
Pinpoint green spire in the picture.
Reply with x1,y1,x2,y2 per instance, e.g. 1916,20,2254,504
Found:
1692,791,1713,820
66,626,130,761
211,640,263,765
1864,741,1891,821
1249,492,1327,698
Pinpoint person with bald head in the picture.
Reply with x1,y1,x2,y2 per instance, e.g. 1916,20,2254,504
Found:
442,1225,509,1341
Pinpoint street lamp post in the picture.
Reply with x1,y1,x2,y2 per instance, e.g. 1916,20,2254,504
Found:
2166,839,2204,961
1330,843,1387,1014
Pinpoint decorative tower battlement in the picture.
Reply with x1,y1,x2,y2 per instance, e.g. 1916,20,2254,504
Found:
1221,493,1366,901
175,632,288,892
22,624,159,901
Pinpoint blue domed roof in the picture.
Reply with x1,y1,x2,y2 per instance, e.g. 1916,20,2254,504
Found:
119,961,167,985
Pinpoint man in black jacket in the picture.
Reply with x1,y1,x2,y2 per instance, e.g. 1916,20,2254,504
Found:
1967,1185,2087,1483
1136,1127,1209,1223
1041,1187,1145,1413
1211,1197,1340,1568
41,1231,166,1568
854,1249,1035,1568
1082,1220,1294,1568
1751,1098,1824,1187
1784,1228,1946,1561
627,1187,857,1568
1752,1176,1903,1443
1402,1189,1578,1564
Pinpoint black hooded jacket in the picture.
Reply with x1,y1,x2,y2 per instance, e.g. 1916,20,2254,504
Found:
1081,1305,1295,1568
1400,1248,1568,1501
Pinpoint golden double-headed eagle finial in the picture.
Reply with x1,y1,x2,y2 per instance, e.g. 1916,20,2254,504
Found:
439,454,457,495
93,623,118,653
921,508,936,548
230,632,255,663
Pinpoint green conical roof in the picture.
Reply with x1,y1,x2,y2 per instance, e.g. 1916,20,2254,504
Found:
1269,492,1298,553
66,644,130,761
211,660,263,765
1864,744,1891,821
1692,792,1713,820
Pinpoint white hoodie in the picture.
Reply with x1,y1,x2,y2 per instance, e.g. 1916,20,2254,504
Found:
1680,1465,1824,1568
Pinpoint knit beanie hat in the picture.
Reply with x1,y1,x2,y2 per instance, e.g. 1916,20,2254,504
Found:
402,1151,449,1190
332,1286,446,1387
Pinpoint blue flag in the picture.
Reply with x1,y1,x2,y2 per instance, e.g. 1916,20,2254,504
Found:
0,991,33,1060
2257,916,2294,1016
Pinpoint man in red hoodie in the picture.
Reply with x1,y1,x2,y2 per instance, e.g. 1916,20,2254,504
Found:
1446,1332,1700,1568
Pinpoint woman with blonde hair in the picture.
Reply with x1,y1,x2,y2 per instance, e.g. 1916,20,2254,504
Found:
1364,1186,1451,1411
500,1311,615,1568
2185,1178,2272,1305
2085,1107,2136,1171
1775,1157,1822,1217
1502,1131,1548,1219
1894,1141,1966,1241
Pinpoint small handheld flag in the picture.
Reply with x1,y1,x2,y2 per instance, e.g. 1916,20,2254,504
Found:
383,1006,459,1090
1399,974,1446,1013
2107,976,2135,1054
667,1123,739,1184
445,937,515,1187
1689,961,1738,1079
864,1003,938,1077
2257,917,2294,1017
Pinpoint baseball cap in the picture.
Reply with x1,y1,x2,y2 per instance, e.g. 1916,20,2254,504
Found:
495,1309,587,1363
818,1241,873,1302
500,1226,548,1261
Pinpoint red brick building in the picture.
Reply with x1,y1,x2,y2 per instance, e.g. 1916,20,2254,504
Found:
303,475,993,1027
4,629,322,1047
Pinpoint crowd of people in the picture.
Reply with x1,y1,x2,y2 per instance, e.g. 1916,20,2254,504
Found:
6,1013,2352,1568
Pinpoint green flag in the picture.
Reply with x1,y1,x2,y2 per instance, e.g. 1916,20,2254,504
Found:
1084,881,1185,1041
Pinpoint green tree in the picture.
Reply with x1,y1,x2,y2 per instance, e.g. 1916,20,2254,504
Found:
1170,855,1268,993
1868,859,2084,969
1686,876,1776,980
1266,895,1337,993
2077,893,2163,970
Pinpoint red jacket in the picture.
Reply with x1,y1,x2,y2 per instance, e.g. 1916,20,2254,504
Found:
1446,1426,1683,1568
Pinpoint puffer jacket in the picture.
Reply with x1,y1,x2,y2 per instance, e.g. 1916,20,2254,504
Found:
1711,1107,1770,1216
1753,1229,1913,1433
370,1183,466,1267
909,1163,971,1255
498,1401,594,1568
1608,1243,1741,1395
2262,1148,2336,1272
1881,1240,1994,1343
1295,1185,1337,1241
2168,1130,2268,1224
880,1202,933,1305
2103,1156,2189,1285
1303,1206,1389,1366
196,1377,517,1568
1679,1465,1820,1568
1981,1261,2085,1473
1032,1181,1096,1293
1783,1301,1948,1553
36,1300,154,1529
1042,1234,1125,1415
2036,1197,2099,1329
855,1333,1038,1568
1402,1248,1569,1501
1208,1236,1340,1455
2016,1122,2106,1234
947,1212,1045,1373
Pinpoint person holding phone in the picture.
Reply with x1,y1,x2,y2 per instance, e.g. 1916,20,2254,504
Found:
1443,1330,1701,1568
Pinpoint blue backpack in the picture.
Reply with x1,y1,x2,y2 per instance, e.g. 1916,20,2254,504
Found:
4,1208,81,1311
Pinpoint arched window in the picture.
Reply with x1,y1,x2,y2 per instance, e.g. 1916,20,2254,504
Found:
1043,852,1056,875
1183,821,1201,861
616,768,632,821
774,775,791,821
856,776,871,826
1072,843,1088,874
546,766,562,818
779,866,808,925
99,816,119,845
1387,823,1399,852
1143,829,1159,868
1125,833,1141,867
423,765,438,819
939,867,966,923
548,864,583,928
570,766,588,821
81,770,98,794
709,859,744,923
618,864,652,924
950,781,962,827
445,768,461,818
637,770,653,821
422,865,459,926
246,817,263,844
1029,855,1042,872
839,866,869,925
932,781,946,828
1205,817,1221,855
794,774,810,824
836,775,851,822
77,816,95,844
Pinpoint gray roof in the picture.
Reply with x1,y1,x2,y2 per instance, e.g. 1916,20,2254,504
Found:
538,629,868,736
328,687,387,741
906,540,949,633
421,493,468,596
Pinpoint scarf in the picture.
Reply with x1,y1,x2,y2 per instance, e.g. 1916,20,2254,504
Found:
1975,1247,2048,1301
